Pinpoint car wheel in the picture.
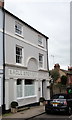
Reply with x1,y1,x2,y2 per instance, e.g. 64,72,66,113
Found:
45,109,50,114
68,107,72,115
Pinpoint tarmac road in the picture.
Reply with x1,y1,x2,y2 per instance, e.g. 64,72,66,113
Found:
2,113,72,120
2,105,72,120
28,113,72,120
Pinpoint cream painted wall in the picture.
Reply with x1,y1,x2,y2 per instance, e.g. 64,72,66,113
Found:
5,13,47,49
4,10,50,110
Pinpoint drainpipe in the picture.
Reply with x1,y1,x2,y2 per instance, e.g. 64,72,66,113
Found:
2,8,5,114
46,38,49,72
2,0,5,113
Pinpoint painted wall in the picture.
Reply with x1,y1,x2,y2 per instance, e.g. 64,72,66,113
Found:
5,13,47,49
5,66,49,109
5,34,47,70
5,12,48,70
4,11,50,110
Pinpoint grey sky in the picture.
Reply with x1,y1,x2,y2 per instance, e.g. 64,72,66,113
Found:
5,0,71,70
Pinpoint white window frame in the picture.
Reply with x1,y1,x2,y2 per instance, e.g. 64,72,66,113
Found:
17,79,23,98
16,45,24,65
38,35,43,47
17,79,35,99
24,79,35,97
39,53,44,68
15,21,23,36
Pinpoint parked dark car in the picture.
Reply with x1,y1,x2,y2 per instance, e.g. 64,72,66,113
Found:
45,93,72,115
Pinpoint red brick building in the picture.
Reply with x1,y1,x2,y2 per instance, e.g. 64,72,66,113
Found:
54,64,66,83
67,67,72,85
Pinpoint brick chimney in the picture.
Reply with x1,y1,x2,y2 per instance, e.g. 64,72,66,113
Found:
0,0,4,7
54,63,60,71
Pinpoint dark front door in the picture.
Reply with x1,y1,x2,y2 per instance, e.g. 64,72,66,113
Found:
42,80,46,98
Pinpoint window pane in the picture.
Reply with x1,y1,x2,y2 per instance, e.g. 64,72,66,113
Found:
38,36,42,45
17,79,22,98
16,46,22,64
25,85,35,96
25,79,34,85
39,55,42,61
39,53,43,68
24,79,35,97
17,85,22,97
17,79,22,85
15,22,22,35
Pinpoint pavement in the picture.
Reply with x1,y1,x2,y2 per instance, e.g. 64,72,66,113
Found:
69,115,72,120
2,105,45,119
0,115,2,120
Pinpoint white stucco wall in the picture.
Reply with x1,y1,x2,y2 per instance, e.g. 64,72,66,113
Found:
4,10,50,110
5,65,49,110
5,33,47,70
5,12,47,68
5,13,47,49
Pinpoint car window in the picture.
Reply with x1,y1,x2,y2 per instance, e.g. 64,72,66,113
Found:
68,94,72,99
52,94,70,99
59,95,64,99
52,95,60,99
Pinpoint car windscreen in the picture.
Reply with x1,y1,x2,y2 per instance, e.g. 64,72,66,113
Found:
52,94,70,99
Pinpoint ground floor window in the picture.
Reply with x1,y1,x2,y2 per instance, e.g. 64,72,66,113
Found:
17,79,35,98
17,79,22,98
25,79,35,97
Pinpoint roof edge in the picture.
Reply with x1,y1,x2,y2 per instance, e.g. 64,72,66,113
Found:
2,8,49,39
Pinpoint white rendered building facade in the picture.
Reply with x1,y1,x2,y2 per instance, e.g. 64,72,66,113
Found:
3,9,50,110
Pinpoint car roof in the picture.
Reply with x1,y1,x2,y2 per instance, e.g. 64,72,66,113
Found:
53,93,67,96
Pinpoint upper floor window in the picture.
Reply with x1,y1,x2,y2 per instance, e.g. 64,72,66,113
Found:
39,53,44,68
15,22,23,35
16,46,22,64
38,35,43,46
